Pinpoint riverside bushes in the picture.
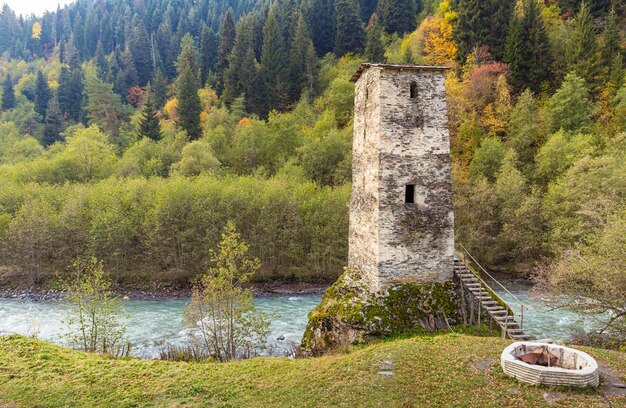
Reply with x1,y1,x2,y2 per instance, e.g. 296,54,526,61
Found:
0,175,350,284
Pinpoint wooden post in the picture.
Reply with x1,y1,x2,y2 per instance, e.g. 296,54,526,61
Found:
460,281,468,326
469,295,474,325
477,300,481,335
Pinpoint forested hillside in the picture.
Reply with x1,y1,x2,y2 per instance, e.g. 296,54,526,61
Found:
0,0,624,314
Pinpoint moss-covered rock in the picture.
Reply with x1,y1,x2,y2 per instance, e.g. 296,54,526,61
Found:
302,269,459,355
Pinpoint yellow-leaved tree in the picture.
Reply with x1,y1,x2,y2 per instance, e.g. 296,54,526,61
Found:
31,22,42,40
416,1,457,66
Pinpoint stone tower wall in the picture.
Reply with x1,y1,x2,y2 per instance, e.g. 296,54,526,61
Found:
348,67,381,289
349,65,454,291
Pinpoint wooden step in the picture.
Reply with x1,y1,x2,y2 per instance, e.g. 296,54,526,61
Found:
462,280,479,285
488,310,508,315
510,334,532,340
484,306,503,311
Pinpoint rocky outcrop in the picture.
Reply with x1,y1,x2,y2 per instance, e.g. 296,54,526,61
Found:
301,269,458,355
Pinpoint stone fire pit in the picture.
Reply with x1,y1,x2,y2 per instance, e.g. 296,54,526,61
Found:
501,342,599,387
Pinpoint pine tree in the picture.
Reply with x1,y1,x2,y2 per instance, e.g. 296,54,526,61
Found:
380,0,416,35
242,47,263,114
175,34,202,140
94,40,109,81
567,2,602,91
138,86,162,141
364,13,386,62
42,97,66,147
488,0,514,60
151,69,168,108
288,13,318,101
199,23,218,86
120,47,138,90
217,11,236,74
34,71,52,118
57,66,71,115
85,74,130,146
261,6,289,112
223,15,256,107
302,0,336,56
57,55,85,123
452,0,513,63
334,0,366,56
1,74,15,111
452,0,485,63
504,12,524,93
130,17,153,87
519,0,552,93
601,9,622,77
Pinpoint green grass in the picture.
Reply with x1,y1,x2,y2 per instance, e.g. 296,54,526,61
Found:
0,333,624,407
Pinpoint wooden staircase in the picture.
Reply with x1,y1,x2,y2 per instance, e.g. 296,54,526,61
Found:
454,257,531,341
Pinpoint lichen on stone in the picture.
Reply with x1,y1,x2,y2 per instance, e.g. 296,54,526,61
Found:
302,268,459,355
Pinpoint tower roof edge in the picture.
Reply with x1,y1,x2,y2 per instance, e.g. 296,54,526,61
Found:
350,63,450,82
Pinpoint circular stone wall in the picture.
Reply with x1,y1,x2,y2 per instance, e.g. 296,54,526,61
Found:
501,342,599,387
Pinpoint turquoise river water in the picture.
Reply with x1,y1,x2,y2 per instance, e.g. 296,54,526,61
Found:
0,286,594,359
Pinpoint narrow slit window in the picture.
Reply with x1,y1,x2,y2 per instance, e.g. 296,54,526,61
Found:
410,82,418,99
405,184,415,204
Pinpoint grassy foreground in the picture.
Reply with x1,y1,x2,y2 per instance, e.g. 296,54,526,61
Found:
0,334,624,408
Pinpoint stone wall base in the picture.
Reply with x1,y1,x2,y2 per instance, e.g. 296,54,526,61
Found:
301,268,459,355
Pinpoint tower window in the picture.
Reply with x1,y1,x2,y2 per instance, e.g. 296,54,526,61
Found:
410,82,418,99
405,184,415,204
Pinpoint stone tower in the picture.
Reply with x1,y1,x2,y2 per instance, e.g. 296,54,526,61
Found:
349,63,455,291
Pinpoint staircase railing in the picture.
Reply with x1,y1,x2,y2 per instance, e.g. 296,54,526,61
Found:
458,243,528,330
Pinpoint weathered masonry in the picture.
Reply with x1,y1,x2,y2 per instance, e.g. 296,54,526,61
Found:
302,64,458,354
349,63,455,291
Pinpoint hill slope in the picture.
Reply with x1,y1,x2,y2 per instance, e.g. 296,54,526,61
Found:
0,334,624,407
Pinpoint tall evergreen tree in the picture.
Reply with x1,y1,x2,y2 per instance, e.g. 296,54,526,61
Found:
364,13,386,62
504,11,524,93
217,11,236,74
302,0,336,56
334,0,366,56
34,71,52,118
223,15,257,107
567,2,602,91
130,17,153,87
222,15,266,114
199,23,218,85
261,6,290,112
452,0,513,63
175,34,202,140
138,86,162,141
1,74,15,111
94,40,109,81
42,97,66,147
151,69,168,109
379,0,416,35
57,55,85,123
288,13,318,101
601,9,622,75
509,0,552,94
85,74,130,146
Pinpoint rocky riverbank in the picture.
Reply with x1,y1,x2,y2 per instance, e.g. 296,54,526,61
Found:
0,281,328,301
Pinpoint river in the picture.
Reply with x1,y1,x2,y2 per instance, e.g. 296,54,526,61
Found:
0,285,592,359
